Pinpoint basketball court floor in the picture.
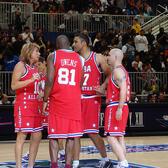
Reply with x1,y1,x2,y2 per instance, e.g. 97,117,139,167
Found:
0,136,168,167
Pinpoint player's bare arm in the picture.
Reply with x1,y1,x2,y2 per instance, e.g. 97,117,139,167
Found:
94,54,111,94
43,53,55,101
96,53,111,76
80,55,85,88
43,53,55,112
114,68,127,120
11,62,38,90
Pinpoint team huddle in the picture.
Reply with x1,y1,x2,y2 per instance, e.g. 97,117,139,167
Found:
11,34,130,168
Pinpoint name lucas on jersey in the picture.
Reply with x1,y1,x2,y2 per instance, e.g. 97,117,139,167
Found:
61,59,77,67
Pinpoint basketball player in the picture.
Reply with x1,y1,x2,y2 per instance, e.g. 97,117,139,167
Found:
73,33,111,167
37,58,66,163
43,35,84,168
37,58,48,127
103,48,130,168
11,43,42,168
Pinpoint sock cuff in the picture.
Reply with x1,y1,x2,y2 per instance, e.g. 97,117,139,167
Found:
101,157,109,161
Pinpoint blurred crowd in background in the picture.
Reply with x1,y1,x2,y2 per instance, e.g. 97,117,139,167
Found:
1,0,157,16
0,0,168,104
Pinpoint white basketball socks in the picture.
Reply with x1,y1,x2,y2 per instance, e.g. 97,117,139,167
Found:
72,160,79,168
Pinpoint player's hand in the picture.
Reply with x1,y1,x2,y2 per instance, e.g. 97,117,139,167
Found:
31,73,40,81
38,106,42,114
42,102,47,115
116,108,122,120
94,85,106,95
38,91,44,99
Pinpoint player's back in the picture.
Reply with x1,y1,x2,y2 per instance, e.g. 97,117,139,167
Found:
106,65,131,104
50,49,83,120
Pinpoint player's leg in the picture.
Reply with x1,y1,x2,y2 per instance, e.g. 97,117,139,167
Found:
49,139,59,168
28,131,42,168
58,139,64,150
107,136,125,160
73,137,81,168
118,136,126,156
107,136,129,168
15,132,27,168
65,138,75,167
88,133,107,158
58,139,65,162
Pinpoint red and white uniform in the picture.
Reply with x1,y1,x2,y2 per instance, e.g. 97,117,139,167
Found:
14,63,43,133
38,73,49,128
81,51,102,134
48,49,84,139
105,65,131,136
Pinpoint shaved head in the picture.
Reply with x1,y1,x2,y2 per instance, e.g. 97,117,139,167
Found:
56,35,70,49
109,48,123,62
107,48,124,67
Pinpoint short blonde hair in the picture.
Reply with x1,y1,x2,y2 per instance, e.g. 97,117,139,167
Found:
20,43,40,65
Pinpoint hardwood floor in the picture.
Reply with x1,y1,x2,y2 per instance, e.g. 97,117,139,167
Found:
0,136,168,168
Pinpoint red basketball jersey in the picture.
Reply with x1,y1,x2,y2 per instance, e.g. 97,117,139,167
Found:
82,52,101,95
49,49,84,120
106,65,131,104
15,63,40,116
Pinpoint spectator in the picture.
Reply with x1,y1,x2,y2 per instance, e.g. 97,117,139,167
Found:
150,47,162,71
145,28,155,51
0,87,9,104
115,0,126,11
93,38,108,53
143,1,153,16
134,29,148,62
21,26,34,43
132,18,141,34
14,9,29,34
122,37,135,71
3,46,19,71
127,3,138,15
147,93,157,103
122,28,133,45
156,27,168,53
12,34,25,56
34,29,46,58
45,40,54,57
142,63,157,93
82,29,92,46
158,90,167,103
131,54,143,71
93,32,102,47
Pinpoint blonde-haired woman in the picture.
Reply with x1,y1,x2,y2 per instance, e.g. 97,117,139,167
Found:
11,43,42,168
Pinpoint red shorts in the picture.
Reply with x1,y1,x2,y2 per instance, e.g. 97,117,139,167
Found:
14,115,43,133
81,95,101,134
104,103,129,137
42,115,48,128
41,100,49,128
48,114,83,139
